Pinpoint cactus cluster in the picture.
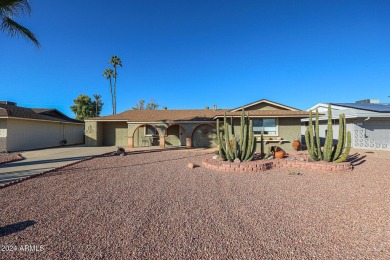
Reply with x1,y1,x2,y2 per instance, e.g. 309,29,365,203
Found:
217,109,264,162
305,105,351,163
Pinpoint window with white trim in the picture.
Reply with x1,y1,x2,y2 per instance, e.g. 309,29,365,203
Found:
145,125,158,136
253,119,277,136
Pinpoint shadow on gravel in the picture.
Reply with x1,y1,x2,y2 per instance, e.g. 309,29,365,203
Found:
111,147,190,156
0,156,92,169
347,153,366,167
0,220,36,237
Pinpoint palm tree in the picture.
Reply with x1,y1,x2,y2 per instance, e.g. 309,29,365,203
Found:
0,0,40,47
109,55,122,114
93,94,103,117
103,68,114,114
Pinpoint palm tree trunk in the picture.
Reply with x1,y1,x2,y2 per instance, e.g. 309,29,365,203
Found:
109,78,114,115
113,67,117,114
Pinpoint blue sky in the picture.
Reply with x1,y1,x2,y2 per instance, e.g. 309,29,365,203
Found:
2,0,390,117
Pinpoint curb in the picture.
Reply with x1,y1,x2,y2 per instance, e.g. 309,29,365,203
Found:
0,151,114,189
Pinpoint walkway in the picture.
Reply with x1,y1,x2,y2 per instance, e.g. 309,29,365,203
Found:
0,145,116,185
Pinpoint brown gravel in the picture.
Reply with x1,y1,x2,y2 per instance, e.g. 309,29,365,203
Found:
0,153,22,164
0,148,389,259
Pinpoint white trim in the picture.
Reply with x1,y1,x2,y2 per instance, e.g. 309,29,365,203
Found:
127,120,215,124
252,118,279,137
1,116,84,125
230,99,299,112
85,120,216,124
306,103,347,112
84,119,127,122
213,115,308,120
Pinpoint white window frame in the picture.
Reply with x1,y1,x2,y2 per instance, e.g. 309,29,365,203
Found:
252,118,279,136
144,125,159,136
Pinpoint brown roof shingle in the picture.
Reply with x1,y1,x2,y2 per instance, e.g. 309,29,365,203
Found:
0,104,83,124
87,109,311,122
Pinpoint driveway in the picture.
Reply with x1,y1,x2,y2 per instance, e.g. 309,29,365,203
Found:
0,145,116,185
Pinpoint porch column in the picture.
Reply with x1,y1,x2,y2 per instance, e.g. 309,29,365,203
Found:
127,136,134,148
186,137,192,148
159,135,165,148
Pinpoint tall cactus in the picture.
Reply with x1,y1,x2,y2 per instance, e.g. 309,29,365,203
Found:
305,105,351,163
315,109,322,160
217,109,258,162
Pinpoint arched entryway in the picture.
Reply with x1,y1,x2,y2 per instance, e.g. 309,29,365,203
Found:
165,124,186,147
133,124,160,147
191,124,217,148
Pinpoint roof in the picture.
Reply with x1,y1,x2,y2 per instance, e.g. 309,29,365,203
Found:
230,99,300,112
0,104,83,124
87,109,311,122
88,109,228,122
331,103,390,113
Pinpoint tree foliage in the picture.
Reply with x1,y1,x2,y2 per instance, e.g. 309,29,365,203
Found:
132,98,159,110
0,0,40,47
70,94,103,121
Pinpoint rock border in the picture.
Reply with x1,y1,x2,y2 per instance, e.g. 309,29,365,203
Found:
202,157,353,173
0,151,114,189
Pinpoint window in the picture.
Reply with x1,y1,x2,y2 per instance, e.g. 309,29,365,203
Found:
252,119,277,136
145,125,158,136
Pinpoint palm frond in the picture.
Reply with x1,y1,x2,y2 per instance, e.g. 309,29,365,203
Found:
1,16,40,47
0,0,31,18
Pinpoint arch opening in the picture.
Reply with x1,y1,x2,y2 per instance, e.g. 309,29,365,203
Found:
133,124,160,147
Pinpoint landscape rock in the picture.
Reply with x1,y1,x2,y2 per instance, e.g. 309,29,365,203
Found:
187,162,196,169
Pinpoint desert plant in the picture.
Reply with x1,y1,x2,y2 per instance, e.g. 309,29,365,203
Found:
305,105,351,162
217,108,261,162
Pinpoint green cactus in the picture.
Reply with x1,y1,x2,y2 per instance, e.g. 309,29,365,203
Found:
263,146,271,159
333,114,345,160
315,109,322,160
334,131,351,163
323,105,334,162
216,109,257,162
305,105,351,163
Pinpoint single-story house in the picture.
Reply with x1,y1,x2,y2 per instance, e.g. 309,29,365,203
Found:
303,99,390,151
85,99,311,151
0,101,84,152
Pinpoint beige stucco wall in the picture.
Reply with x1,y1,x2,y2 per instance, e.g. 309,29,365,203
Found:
218,117,301,152
133,125,155,147
245,103,287,111
0,119,7,152
6,118,84,152
85,121,103,146
192,124,217,148
103,122,128,146
166,125,186,146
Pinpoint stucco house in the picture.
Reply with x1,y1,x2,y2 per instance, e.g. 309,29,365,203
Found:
85,99,310,151
303,99,390,151
0,101,84,152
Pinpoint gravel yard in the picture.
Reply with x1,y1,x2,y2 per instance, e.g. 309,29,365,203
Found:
0,148,389,258
0,153,22,164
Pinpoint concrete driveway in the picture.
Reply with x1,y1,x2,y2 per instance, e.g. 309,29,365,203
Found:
0,145,116,185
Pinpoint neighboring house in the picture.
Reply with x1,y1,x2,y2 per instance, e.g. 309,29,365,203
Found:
303,99,390,151
0,101,84,152
85,99,311,151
